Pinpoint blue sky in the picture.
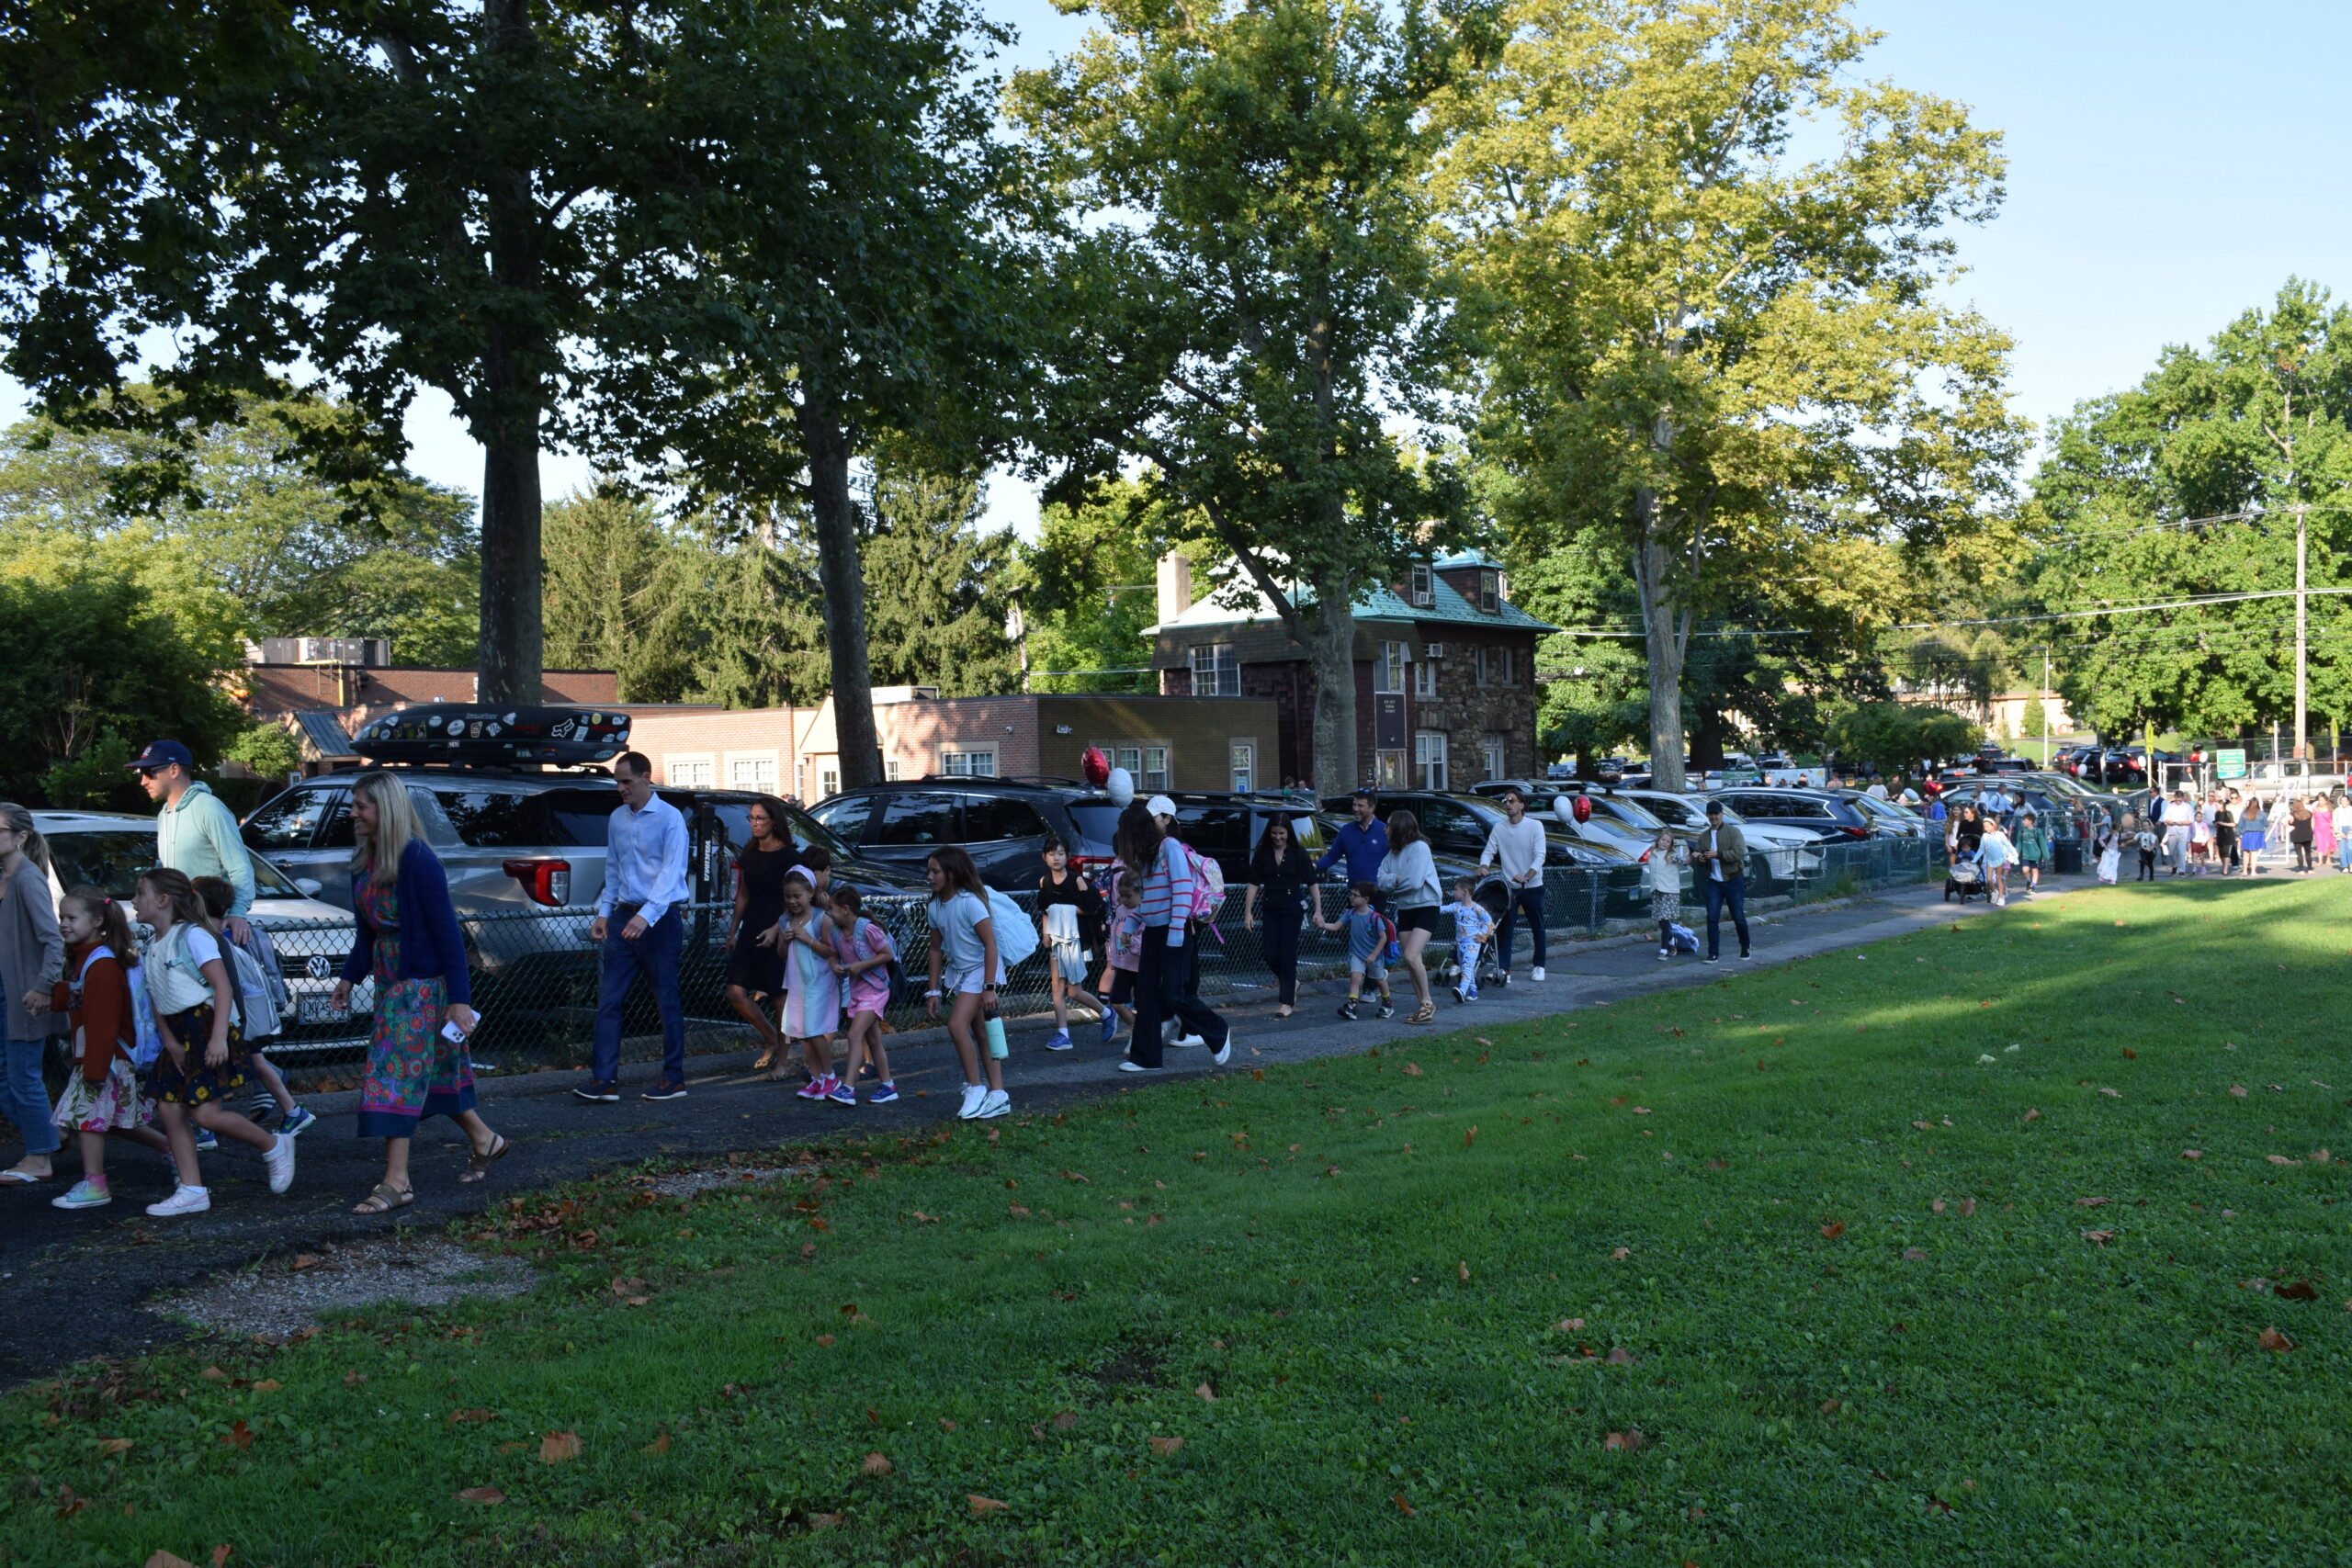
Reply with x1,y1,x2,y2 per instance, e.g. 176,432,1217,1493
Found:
10,0,2346,536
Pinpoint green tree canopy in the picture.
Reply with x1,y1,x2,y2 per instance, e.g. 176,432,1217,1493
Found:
2026,279,2352,748
1010,479,1193,694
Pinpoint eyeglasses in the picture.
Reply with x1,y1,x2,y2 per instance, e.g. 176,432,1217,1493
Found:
136,766,165,779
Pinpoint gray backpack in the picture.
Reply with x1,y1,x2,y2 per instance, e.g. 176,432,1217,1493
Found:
222,939,283,1039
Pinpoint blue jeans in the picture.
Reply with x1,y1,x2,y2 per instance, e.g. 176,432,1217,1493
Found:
2338,840,2352,873
592,909,685,1085
3,1030,61,1157
1702,874,1749,959
1496,885,1547,972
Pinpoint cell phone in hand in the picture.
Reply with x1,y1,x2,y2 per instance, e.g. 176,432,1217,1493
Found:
441,1016,477,1043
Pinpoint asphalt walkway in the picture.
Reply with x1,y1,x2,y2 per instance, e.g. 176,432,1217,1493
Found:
0,870,2107,1385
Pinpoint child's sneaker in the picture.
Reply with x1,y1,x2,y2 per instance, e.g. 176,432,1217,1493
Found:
193,1128,219,1153
797,1075,837,1101
263,1131,297,1195
1098,1010,1119,1043
1376,998,1396,1020
869,1080,900,1104
827,1078,857,1106
51,1179,110,1210
976,1089,1011,1119
1044,1029,1074,1052
1337,998,1361,1021
144,1184,210,1218
279,1105,318,1137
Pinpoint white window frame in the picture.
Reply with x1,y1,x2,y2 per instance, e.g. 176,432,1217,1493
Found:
1412,655,1436,698
1478,570,1499,614
1408,564,1435,606
1189,642,1240,697
885,759,902,781
1482,735,1506,784
1106,742,1173,793
1230,740,1256,794
940,747,998,779
820,768,840,799
1415,730,1448,792
726,750,779,793
1497,647,1515,686
664,754,715,787
1374,640,1408,694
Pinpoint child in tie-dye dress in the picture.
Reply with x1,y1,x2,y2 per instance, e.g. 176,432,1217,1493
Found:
775,872,841,1102
823,886,899,1105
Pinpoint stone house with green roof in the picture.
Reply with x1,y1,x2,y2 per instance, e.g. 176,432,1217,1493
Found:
1146,549,1556,792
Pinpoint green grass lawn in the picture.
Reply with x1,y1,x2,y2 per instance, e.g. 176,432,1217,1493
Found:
9,877,2352,1566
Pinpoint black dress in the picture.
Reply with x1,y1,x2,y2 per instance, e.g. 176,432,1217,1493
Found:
726,842,795,996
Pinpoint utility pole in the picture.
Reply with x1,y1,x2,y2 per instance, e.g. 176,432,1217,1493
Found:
2041,645,2052,764
2294,502,2309,767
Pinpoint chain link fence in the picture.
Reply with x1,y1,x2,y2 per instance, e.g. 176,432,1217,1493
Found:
253,836,1945,1067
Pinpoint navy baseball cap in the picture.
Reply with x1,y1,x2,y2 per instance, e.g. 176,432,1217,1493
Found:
125,739,195,772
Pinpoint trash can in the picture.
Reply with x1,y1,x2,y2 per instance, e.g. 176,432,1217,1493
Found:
2052,840,2084,874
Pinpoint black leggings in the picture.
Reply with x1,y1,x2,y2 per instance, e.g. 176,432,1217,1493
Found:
1657,919,1674,949
1261,903,1302,1006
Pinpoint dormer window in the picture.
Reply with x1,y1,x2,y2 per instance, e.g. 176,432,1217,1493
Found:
1408,563,1435,606
1478,569,1499,614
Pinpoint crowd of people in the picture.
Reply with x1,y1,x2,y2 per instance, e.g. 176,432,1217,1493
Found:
2098,785,2352,880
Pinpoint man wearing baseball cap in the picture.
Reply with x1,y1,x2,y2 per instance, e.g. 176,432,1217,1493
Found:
128,740,255,929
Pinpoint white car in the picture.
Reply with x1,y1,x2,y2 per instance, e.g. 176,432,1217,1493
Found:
1600,789,1827,883
36,809,372,1051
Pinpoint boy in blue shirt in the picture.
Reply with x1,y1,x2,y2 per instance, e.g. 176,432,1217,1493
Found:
1315,882,1395,1021
1444,876,1495,1003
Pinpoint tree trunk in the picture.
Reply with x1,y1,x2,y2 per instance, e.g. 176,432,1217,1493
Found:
1634,518,1687,791
476,421,544,705
797,392,884,792
1304,573,1361,794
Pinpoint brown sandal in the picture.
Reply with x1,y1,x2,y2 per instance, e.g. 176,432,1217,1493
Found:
353,1181,414,1214
1407,1002,1436,1025
458,1134,510,1184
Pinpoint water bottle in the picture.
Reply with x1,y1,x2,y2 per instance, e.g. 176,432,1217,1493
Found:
983,1014,1009,1061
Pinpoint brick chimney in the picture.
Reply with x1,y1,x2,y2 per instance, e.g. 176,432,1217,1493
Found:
1156,551,1193,625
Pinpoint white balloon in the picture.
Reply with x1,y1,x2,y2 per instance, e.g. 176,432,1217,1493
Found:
1107,766,1136,807
1553,795,1577,825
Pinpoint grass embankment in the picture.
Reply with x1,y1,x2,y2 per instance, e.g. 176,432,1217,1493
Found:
8,878,2351,1565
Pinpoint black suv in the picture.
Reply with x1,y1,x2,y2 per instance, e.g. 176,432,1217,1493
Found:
1702,786,1878,841
803,779,1326,891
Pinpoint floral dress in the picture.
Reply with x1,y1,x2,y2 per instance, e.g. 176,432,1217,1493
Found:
1647,842,1689,922
51,944,150,1134
354,869,477,1139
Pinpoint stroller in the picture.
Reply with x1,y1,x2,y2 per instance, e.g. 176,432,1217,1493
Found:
1944,850,1986,903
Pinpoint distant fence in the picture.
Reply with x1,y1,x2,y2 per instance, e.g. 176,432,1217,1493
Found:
254,836,1945,1066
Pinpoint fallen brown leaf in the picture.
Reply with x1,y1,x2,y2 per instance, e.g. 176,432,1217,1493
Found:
937,1417,957,1431
862,1452,892,1475
815,1334,835,1348
809,1513,846,1529
2267,1155,2298,1166
1464,1126,1478,1147
1902,1248,1928,1261
1930,1198,1946,1213
1554,1317,1587,1332
2276,1280,2320,1302
642,1431,672,1455
456,1486,507,1505
540,1430,582,1464
1195,1381,1218,1403
2229,1085,2248,1098
1820,1221,1847,1240
2257,1326,2294,1352
200,1366,227,1382
2080,1229,2116,1247
1392,1493,1416,1516
2021,1108,2041,1122
1148,1436,1184,1456
290,1254,320,1271
1402,1063,1423,1077
98,1438,132,1456
143,1553,195,1568
2181,1150,2202,1160
2074,1196,2109,1208
1959,1198,1976,1216
1605,1347,1635,1365
1819,1398,1842,1415
1457,1261,1471,1282
1604,1428,1645,1450
1610,1247,1630,1260
448,1408,495,1425
219,1420,253,1451
968,1494,1008,1516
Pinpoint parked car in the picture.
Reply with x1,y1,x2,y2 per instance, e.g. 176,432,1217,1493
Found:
1701,786,1881,843
1563,787,1825,889
36,808,370,1052
1933,777,2092,842
1822,789,1935,839
1324,790,1653,919
808,779,1324,892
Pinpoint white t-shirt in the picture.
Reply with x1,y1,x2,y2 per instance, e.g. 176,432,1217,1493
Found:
928,890,992,975
2333,804,2352,835
2161,799,2193,829
1866,782,1889,800
147,923,224,1016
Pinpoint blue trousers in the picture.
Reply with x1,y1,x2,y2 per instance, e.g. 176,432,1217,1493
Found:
3,1031,61,1157
593,910,685,1085
1702,874,1750,960
1496,885,1547,971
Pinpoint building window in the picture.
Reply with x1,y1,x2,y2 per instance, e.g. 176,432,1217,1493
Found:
1478,570,1499,614
1374,640,1408,694
820,768,840,799
941,748,997,778
1189,642,1240,696
1408,564,1435,606
886,759,901,781
1497,646,1514,686
666,756,714,787
729,753,777,793
1415,730,1448,791
1376,750,1408,790
1412,655,1436,698
1230,740,1255,794
1482,735,1507,784
1112,744,1170,792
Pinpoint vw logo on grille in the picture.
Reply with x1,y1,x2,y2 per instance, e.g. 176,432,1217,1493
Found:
306,955,334,980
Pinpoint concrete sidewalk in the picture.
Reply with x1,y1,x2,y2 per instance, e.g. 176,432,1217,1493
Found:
0,867,2102,1385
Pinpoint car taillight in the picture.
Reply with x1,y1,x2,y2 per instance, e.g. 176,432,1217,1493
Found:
503,858,572,908
1843,824,1870,838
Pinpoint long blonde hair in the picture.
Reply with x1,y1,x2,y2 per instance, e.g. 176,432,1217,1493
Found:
0,802,50,876
347,772,420,886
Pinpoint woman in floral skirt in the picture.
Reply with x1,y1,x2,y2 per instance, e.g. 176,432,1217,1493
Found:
331,772,508,1213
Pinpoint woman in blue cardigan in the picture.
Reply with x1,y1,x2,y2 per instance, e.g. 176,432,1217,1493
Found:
330,772,509,1213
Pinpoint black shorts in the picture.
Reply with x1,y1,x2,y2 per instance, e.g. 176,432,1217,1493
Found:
1395,906,1441,936
1108,970,1136,1006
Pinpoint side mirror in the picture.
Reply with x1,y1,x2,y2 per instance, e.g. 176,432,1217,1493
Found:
294,878,323,897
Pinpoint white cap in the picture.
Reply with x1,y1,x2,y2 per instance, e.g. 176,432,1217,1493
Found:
1146,795,1179,818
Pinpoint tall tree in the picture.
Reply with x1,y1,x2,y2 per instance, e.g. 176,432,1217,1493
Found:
0,0,987,705
2025,280,2352,747
1011,479,1192,694
1012,0,1477,790
1436,0,2021,790
861,468,1023,699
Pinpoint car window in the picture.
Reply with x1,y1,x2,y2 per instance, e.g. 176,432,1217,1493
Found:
1745,794,1831,818
1416,798,1487,850
44,830,163,898
316,791,356,849
806,794,876,845
1064,802,1122,852
1173,807,1252,855
243,789,334,851
433,787,560,848
961,795,1051,843
875,792,959,846
1634,795,1702,827
530,787,618,846
1590,795,1665,831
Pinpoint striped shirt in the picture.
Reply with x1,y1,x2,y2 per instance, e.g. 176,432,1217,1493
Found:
1136,837,1193,933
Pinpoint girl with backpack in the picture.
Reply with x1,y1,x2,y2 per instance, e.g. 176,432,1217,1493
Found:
822,886,899,1104
0,801,63,1186
134,868,295,1215
1034,836,1107,1050
1375,809,1442,1024
924,845,1011,1120
45,887,173,1209
1115,803,1231,1071
192,875,314,1137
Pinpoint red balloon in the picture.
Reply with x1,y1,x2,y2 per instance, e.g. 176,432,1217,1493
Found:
1080,746,1110,787
1571,794,1592,823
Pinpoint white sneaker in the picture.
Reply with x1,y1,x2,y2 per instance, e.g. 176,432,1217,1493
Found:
145,1184,211,1218
1171,1033,1206,1050
957,1083,988,1120
975,1089,1011,1119
1211,1035,1233,1066
264,1132,296,1195
1531,966,1545,981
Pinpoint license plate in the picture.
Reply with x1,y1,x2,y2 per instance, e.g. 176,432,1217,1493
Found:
298,996,346,1025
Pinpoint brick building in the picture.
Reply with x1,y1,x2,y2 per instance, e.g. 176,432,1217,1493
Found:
626,689,1280,800
1147,550,1555,792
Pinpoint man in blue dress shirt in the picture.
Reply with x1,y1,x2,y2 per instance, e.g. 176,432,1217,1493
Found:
577,751,691,1103
1314,789,1389,920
